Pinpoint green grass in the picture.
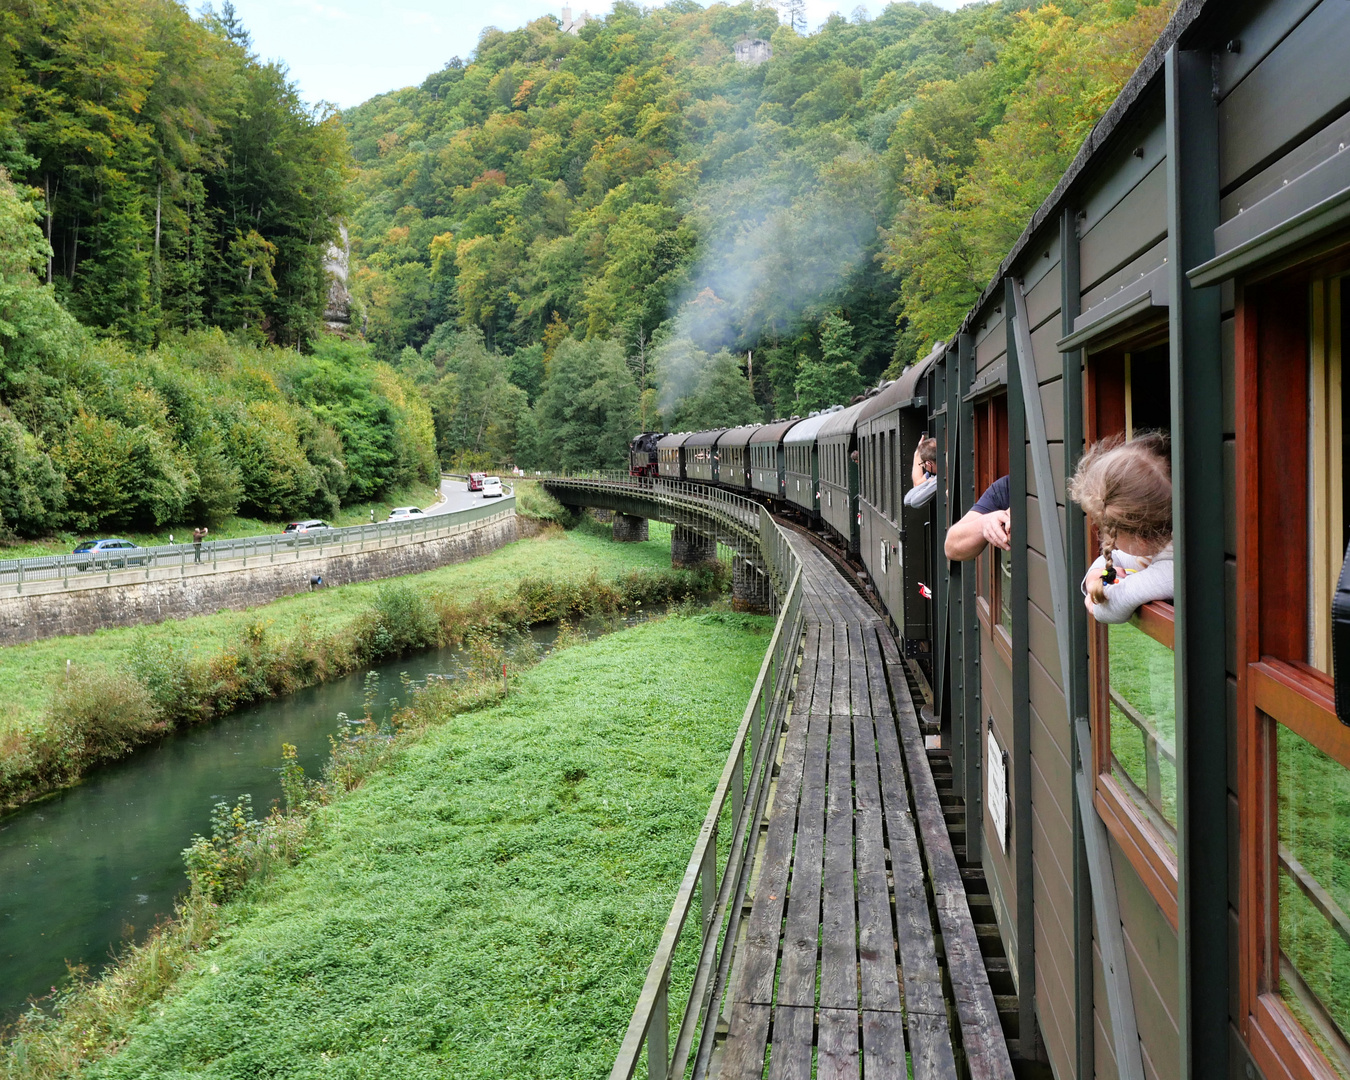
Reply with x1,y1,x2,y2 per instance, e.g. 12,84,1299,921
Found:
78,614,770,1079
1277,723,1350,1056
0,526,677,739
0,480,444,561
1106,620,1177,832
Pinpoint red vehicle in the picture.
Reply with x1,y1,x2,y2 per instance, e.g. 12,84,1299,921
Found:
467,472,486,492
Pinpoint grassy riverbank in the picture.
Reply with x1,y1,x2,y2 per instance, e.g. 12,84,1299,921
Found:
3,613,770,1079
0,522,708,810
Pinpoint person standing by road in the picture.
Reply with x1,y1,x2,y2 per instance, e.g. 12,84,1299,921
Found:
192,526,207,563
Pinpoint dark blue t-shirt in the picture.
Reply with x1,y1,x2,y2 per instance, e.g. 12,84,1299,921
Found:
972,475,1010,515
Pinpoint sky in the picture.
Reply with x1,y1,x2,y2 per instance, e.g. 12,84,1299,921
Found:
226,0,971,111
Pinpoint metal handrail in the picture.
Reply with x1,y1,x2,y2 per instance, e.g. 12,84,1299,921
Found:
587,476,803,1080
539,474,763,532
0,496,515,589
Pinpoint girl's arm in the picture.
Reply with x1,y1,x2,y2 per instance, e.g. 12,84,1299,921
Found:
1084,555,1174,624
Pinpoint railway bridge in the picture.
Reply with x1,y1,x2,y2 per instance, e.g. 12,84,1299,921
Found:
542,475,1019,1080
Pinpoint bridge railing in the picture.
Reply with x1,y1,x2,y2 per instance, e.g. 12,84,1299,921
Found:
0,497,514,589
534,473,763,534
606,497,805,1080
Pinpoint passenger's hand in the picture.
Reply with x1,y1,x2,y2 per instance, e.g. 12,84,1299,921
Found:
982,509,1011,551
1084,592,1096,615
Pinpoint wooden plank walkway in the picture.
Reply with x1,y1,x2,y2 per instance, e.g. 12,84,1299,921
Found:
714,534,1014,1080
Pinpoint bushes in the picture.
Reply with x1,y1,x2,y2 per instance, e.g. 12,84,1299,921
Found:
0,561,727,812
352,583,443,662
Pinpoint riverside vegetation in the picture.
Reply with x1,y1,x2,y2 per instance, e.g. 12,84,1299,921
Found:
0,520,720,811
0,611,771,1079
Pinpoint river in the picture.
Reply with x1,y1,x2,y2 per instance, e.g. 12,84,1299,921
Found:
0,619,605,1021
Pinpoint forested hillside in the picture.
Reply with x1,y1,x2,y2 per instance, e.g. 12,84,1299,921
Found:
0,0,1173,537
345,0,1171,471
0,1,435,539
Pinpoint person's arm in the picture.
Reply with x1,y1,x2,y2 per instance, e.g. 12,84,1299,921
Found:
1085,556,1174,624
911,445,927,488
944,508,1010,561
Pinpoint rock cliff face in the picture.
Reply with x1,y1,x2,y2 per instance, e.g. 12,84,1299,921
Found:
323,223,352,332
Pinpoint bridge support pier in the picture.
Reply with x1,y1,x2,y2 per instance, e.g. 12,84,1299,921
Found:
732,554,772,614
612,513,648,542
671,525,716,567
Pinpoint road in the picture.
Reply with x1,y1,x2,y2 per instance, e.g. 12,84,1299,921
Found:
424,475,510,516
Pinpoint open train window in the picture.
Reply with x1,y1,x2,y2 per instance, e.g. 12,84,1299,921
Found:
1084,332,1179,922
973,392,1011,664
1239,269,1350,1080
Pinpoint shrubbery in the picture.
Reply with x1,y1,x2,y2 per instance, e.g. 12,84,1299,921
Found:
0,560,728,811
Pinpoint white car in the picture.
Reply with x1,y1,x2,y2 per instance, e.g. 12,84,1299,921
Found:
482,476,504,498
388,506,425,520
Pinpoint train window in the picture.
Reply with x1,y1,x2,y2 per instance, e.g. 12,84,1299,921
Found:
887,426,897,523
1083,331,1179,917
1238,270,1349,1080
974,393,1011,659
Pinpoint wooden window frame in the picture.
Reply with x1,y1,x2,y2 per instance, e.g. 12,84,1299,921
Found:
1237,259,1350,1080
973,392,1012,666
1084,330,1181,927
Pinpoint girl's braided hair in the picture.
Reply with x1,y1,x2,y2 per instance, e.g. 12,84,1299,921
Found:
1067,432,1172,603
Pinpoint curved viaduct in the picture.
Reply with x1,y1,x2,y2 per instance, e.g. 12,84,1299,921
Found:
541,476,781,609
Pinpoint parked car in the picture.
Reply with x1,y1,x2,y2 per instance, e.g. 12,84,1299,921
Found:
482,476,504,498
388,506,425,520
282,520,329,534
467,472,486,492
72,538,146,570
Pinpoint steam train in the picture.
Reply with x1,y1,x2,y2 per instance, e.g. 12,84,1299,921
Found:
625,0,1350,1075
627,345,942,657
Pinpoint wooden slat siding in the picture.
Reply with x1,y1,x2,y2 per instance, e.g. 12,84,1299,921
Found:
1220,108,1350,222
1217,0,1350,189
864,626,961,1080
1112,846,1181,1055
1030,318,1066,384
819,711,859,1011
778,710,828,1008
1079,160,1168,290
767,1005,814,1080
735,655,813,1006
720,1001,772,1079
1024,258,1062,333
880,629,1017,1080
1081,236,1168,312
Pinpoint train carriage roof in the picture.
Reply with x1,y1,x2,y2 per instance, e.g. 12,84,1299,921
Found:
719,424,762,449
783,407,841,445
857,344,943,425
684,428,727,448
656,431,694,449
817,398,870,441
749,418,803,444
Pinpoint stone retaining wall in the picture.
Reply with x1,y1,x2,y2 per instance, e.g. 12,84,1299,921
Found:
0,512,518,646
